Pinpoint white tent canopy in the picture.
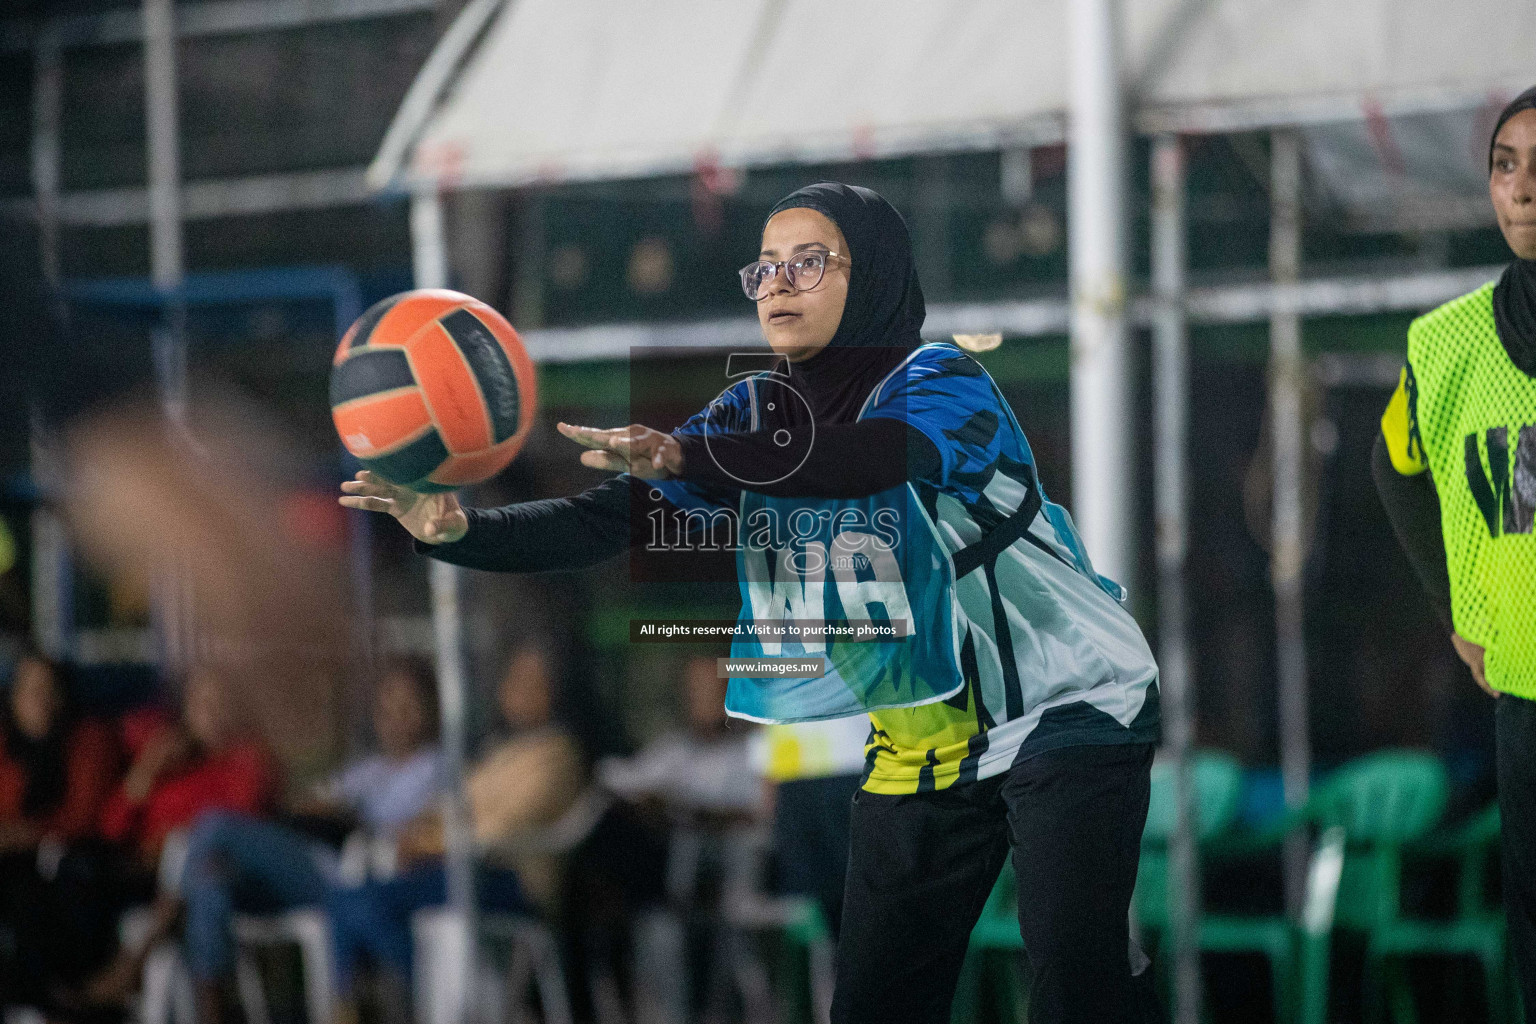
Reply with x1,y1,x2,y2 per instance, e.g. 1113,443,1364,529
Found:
371,0,1535,192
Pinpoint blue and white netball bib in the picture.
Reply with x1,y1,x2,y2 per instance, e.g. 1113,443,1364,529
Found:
654,342,1151,729
724,483,965,723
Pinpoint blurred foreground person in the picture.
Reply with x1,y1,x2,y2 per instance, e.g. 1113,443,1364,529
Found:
1374,86,1536,1006
64,396,354,761
327,641,584,1021
0,652,121,1018
173,658,443,1024
343,183,1161,1023
77,667,279,1014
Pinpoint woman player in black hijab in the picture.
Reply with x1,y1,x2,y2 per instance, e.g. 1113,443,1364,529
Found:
344,183,1162,1023
1375,87,1536,1009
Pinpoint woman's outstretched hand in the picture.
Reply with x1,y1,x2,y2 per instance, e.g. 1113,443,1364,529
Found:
338,470,469,544
557,422,683,480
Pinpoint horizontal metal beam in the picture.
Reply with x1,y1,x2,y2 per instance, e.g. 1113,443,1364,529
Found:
519,265,1503,363
1,165,375,226
1,0,435,52
1175,265,1502,323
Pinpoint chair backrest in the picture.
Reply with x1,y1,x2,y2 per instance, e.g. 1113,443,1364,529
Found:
1135,750,1243,932
1142,750,1244,845
1309,751,1449,930
1307,751,1448,844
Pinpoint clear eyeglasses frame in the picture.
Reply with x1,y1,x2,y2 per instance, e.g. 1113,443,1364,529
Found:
737,249,849,301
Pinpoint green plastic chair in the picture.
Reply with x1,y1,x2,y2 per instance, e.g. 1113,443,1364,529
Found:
1368,802,1510,1024
1136,750,1326,1024
1302,751,1452,1024
1136,751,1246,938
772,899,834,1024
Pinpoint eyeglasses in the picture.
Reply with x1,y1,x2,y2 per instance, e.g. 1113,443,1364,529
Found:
738,249,848,301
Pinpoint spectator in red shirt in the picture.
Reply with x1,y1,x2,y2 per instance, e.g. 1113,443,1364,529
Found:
72,664,279,1014
0,650,122,1017
100,666,278,866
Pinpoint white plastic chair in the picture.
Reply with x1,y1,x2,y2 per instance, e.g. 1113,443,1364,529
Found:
130,913,299,1024
411,908,572,1024
230,908,336,1024
408,790,614,1024
131,828,336,1024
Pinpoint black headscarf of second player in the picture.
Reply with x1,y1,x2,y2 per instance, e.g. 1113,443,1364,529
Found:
1490,86,1536,376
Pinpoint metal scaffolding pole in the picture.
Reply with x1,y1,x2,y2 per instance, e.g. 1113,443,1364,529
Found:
1268,129,1311,914
144,0,195,668
1151,133,1201,1024
410,186,479,1024
145,0,186,408
29,25,73,662
1068,0,1137,597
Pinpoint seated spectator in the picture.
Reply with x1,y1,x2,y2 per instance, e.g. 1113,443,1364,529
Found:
596,655,761,821
171,656,445,1024
0,650,122,1018
71,664,280,1014
99,665,279,868
328,641,585,1020
303,655,444,844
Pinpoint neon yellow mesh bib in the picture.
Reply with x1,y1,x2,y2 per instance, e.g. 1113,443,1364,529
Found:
1407,283,1536,697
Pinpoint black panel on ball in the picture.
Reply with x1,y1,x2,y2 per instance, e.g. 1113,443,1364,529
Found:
361,428,450,490
440,308,521,442
348,294,403,350
330,348,416,408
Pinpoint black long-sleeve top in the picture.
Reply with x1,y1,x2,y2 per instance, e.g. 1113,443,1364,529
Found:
1370,431,1454,631
420,418,941,573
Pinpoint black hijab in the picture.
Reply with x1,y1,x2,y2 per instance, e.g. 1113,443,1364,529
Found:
1490,86,1536,377
765,183,926,423
2,657,73,819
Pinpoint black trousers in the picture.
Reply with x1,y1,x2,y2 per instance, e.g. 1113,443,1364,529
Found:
832,742,1161,1024
1497,694,1536,1014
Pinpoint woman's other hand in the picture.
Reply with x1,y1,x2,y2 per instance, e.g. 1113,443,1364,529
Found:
557,422,683,480
1451,632,1496,697
338,471,469,544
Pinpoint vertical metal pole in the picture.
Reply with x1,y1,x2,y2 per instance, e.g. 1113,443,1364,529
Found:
30,26,73,662
1269,129,1310,914
144,0,193,668
1151,134,1201,1024
144,0,186,414
32,28,62,286
28,417,72,662
1068,0,1137,598
412,185,479,1024
335,273,376,759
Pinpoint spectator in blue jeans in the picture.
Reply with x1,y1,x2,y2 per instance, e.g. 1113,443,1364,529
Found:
179,657,444,1024
327,640,586,1022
